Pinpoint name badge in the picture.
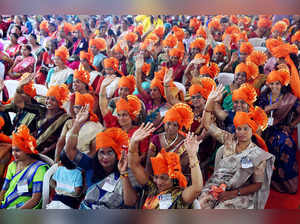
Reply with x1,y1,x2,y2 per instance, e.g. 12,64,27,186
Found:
241,156,253,169
268,117,274,127
158,193,172,209
102,177,117,193
17,183,29,193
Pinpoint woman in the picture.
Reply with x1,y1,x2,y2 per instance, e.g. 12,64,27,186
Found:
34,84,70,159
100,76,149,163
256,69,300,194
55,92,104,161
0,125,49,209
126,123,203,209
222,61,259,112
64,107,138,209
89,38,107,71
28,33,44,57
146,103,194,181
46,46,73,89
198,91,275,209
6,44,35,80
5,33,20,59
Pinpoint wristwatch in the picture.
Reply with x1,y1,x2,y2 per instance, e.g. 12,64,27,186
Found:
237,189,241,196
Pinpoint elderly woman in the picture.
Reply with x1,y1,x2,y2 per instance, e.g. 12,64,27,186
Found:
6,44,35,80
0,125,49,209
46,46,73,89
64,106,139,209
126,123,203,209
197,88,275,209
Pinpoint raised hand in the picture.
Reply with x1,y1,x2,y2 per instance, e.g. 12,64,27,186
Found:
184,132,201,157
118,150,128,173
135,53,144,69
191,58,206,65
207,85,225,102
163,68,173,85
223,35,231,49
130,123,155,144
74,105,89,125
230,52,239,63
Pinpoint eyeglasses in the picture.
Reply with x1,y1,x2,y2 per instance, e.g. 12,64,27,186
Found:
191,95,203,100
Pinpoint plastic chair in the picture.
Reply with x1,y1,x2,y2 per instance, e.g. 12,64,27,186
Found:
33,84,48,96
42,163,58,209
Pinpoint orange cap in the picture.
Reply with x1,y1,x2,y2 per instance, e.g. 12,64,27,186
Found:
199,63,220,78
12,125,38,154
239,42,254,55
189,77,216,100
118,75,136,94
46,84,69,107
116,95,141,119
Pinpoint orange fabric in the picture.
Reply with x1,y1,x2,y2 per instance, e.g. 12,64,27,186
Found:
285,55,300,99
142,63,151,76
189,18,201,31
237,31,248,42
150,148,187,188
39,20,49,33
163,103,194,130
12,125,38,154
154,66,168,81
239,16,251,26
282,18,290,26
140,39,153,51
172,26,185,41
266,69,290,86
46,84,69,107
96,128,129,160
150,78,164,97
22,79,36,98
194,53,210,64
118,75,136,94
199,63,220,78
168,48,184,60
239,42,254,55
235,62,259,81
270,43,298,59
214,44,226,56
189,77,216,100
60,22,73,35
196,26,207,39
230,15,239,25
257,18,272,28
190,38,206,50
271,21,288,34
0,133,12,144
225,25,240,35
153,27,164,39
116,95,141,119
208,19,221,30
162,34,178,48
74,69,90,85
73,23,85,37
233,107,268,151
80,51,93,65
265,38,283,52
291,31,300,43
89,38,106,51
103,57,124,76
55,46,69,64
246,50,267,66
146,33,159,44
125,32,138,43
232,83,257,106
135,24,144,36
74,92,98,122
0,117,4,130
113,42,127,55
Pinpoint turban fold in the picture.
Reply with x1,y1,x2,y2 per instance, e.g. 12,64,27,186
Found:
153,27,164,39
21,73,36,98
239,42,254,55
118,75,136,94
39,20,49,33
116,95,141,119
196,27,207,39
246,50,267,66
125,32,138,43
46,84,69,107
103,57,124,76
163,35,178,48
80,51,93,65
214,44,226,56
189,18,201,31
189,77,216,100
235,62,259,81
12,125,38,154
266,69,290,86
0,117,12,144
291,31,300,43
74,69,90,85
232,83,257,106
199,63,220,78
190,38,206,51
74,92,98,122
55,46,69,64
271,21,288,34
73,23,85,37
89,38,106,51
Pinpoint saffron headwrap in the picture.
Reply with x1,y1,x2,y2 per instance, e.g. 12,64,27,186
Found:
235,62,259,81
153,26,164,39
172,26,185,41
60,22,73,35
140,39,154,51
103,57,124,76
270,43,298,59
118,75,136,94
74,69,90,85
142,63,151,76
199,63,220,78
189,77,216,100
96,128,129,160
124,32,138,44
246,50,267,66
194,53,210,65
208,19,221,31
146,33,159,44
257,18,272,28
39,20,49,33
55,46,69,64
134,24,144,36
21,73,36,98
0,117,12,144
271,21,288,34
12,125,38,154
214,44,226,56
232,83,257,106
116,95,141,119
266,69,290,86
163,103,194,130
196,27,207,39
265,38,283,52
73,23,85,37
291,31,300,43
168,48,184,61
239,42,254,55
89,38,106,51
151,148,187,188
190,38,206,51
162,34,178,48
46,84,69,107
189,18,201,31
150,78,164,97
80,51,93,65
74,92,98,122
233,107,268,151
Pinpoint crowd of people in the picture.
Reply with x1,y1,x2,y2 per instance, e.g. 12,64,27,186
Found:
0,14,299,209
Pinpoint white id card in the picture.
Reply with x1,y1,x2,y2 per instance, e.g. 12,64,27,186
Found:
17,183,29,193
102,177,117,193
159,194,172,209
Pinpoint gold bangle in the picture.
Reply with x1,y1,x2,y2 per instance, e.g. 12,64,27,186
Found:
70,134,78,138
120,173,129,178
189,161,199,169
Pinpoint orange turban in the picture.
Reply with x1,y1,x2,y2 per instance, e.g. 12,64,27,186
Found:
140,39,154,51
271,21,288,34
239,42,254,55
12,125,38,154
113,41,127,55
237,31,248,42
168,48,184,60
46,84,69,107
55,46,69,64
73,23,85,37
142,63,151,76
20,73,36,98
208,19,221,30
74,92,98,122
194,53,210,64
80,51,93,65
224,26,240,35
0,117,4,130
239,16,251,26
145,34,159,44
96,128,129,160
153,26,164,39
163,34,178,48
270,43,298,59
39,20,49,33
265,38,283,52
235,62,259,81
266,69,290,86
196,26,207,39
199,63,220,78
190,38,206,51
125,32,138,43
230,15,239,25
89,38,106,51
246,50,267,66
163,103,194,130
150,78,164,97
103,57,124,76
118,75,136,94
116,95,141,119
233,107,268,151
232,83,257,106
172,26,185,41
291,31,300,43
189,18,201,31
154,66,168,81
257,18,272,28
214,44,226,56
74,69,90,85
151,148,187,188
282,18,290,26
60,22,73,35
189,77,216,100
135,24,144,36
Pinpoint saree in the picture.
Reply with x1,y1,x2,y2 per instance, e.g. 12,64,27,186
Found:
0,160,48,209
12,56,35,74
47,66,73,87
